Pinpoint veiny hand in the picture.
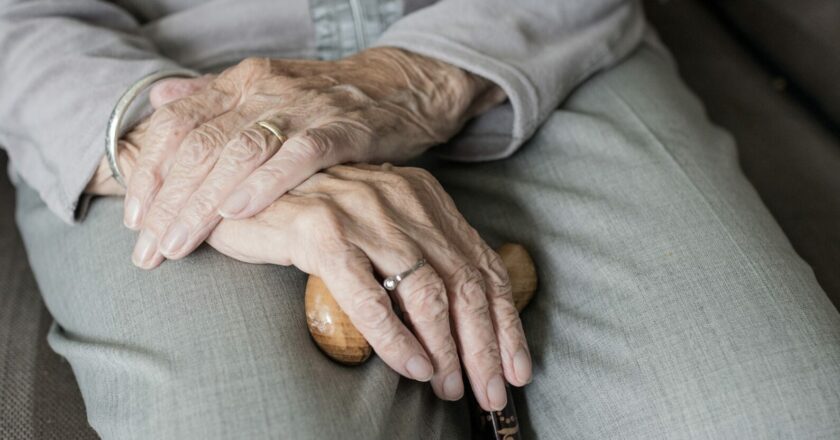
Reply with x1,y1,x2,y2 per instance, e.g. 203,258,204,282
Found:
123,48,505,269
206,164,532,411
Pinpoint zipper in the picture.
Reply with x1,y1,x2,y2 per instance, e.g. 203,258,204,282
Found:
348,0,369,50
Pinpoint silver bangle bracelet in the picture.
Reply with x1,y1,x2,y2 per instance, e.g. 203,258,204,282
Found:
105,68,200,186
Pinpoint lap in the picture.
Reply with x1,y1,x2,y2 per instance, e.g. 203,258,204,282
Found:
16,42,840,439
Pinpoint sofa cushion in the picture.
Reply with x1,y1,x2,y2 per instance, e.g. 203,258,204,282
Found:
709,0,840,129
645,0,840,309
0,153,97,439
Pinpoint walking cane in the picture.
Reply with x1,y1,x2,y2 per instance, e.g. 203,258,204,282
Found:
305,243,537,439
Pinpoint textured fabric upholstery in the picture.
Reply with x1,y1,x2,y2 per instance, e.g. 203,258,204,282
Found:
646,0,840,308
0,154,98,439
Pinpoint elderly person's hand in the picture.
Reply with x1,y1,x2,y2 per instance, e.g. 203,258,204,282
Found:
86,76,212,196
91,144,532,411
123,48,505,269
207,164,531,411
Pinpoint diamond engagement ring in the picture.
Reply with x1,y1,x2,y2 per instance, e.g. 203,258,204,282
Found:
382,258,426,291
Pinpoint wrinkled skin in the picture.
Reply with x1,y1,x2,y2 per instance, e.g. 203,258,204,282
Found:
88,129,531,412
211,164,532,412
122,47,505,271
86,50,528,411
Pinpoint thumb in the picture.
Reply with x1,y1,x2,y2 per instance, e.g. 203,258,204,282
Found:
149,75,216,108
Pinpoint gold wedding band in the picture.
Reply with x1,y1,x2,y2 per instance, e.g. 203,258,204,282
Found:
257,120,288,144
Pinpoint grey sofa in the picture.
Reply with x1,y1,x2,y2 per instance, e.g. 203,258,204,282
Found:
1,0,838,437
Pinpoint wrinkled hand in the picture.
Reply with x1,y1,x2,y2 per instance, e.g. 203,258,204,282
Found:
207,164,531,411
93,132,531,410
86,75,528,411
123,48,505,269
86,76,212,196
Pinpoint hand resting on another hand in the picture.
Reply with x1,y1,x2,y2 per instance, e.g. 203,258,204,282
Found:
120,48,506,271
87,117,531,412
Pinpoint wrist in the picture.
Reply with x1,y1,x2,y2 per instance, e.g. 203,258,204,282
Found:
86,152,129,196
86,127,144,196
352,47,506,141
396,47,506,135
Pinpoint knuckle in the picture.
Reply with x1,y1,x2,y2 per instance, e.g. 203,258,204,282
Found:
226,130,267,162
179,126,225,166
467,341,501,364
451,265,489,316
253,162,288,186
187,194,219,220
149,197,180,221
455,264,485,290
407,279,449,325
479,247,512,296
437,346,460,365
377,327,411,353
151,106,194,137
496,307,523,335
328,84,374,105
351,292,394,330
179,141,215,168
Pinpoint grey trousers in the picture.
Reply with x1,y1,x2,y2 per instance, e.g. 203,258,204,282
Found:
16,42,840,439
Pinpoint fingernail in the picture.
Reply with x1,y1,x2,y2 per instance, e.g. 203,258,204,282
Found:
406,355,433,382
487,375,507,411
513,349,533,385
124,196,142,229
160,222,189,255
218,189,251,218
442,372,464,400
132,230,158,267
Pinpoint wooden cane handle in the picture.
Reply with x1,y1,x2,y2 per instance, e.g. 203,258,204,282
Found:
305,243,537,365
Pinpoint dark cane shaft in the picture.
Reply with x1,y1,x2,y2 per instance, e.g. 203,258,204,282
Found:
471,381,521,439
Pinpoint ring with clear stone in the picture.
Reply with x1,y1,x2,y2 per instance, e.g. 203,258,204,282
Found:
382,258,426,291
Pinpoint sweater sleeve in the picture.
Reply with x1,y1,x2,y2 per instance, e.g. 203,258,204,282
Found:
0,0,183,223
375,0,646,161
